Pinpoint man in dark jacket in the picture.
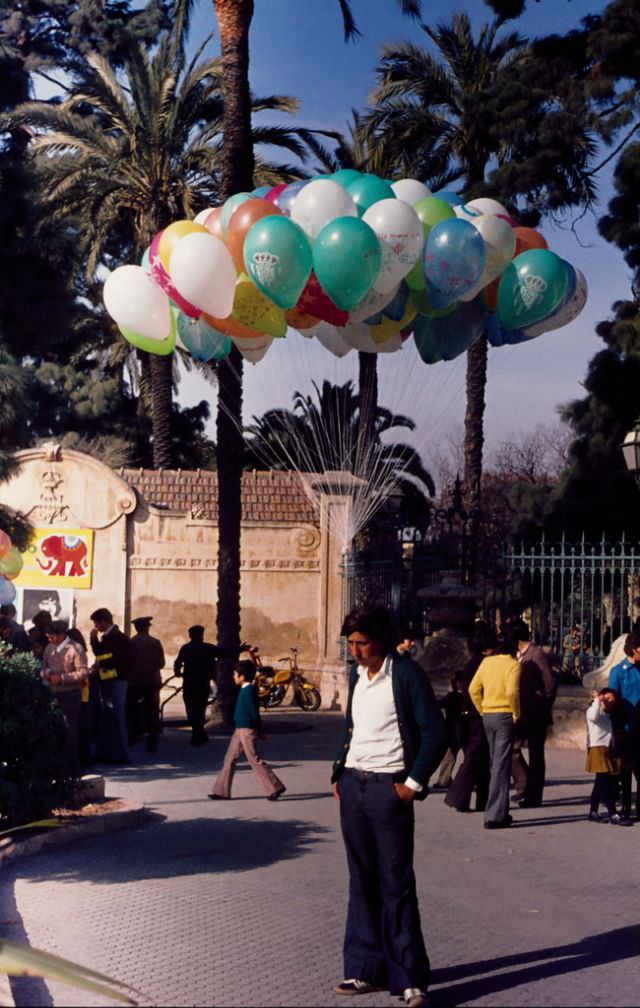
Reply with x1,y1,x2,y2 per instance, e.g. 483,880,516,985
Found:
331,605,447,1008
510,620,557,808
128,616,165,753
90,607,131,764
173,625,220,746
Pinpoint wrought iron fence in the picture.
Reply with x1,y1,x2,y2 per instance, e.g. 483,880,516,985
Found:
340,533,640,677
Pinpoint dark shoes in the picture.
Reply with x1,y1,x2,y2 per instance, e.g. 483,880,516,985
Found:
267,786,286,802
608,813,634,826
334,979,379,996
588,811,603,822
484,814,512,829
518,799,542,808
190,733,209,747
207,793,226,800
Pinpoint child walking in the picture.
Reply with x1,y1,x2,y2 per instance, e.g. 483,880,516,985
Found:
208,659,286,802
586,687,631,826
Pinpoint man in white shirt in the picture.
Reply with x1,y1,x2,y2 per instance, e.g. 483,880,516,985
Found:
332,606,446,1008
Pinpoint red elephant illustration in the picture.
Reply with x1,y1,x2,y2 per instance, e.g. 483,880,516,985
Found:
36,534,89,577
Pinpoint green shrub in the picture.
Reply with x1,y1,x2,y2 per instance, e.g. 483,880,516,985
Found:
0,644,78,827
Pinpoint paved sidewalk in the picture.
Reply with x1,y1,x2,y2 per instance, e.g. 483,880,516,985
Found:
1,704,638,1008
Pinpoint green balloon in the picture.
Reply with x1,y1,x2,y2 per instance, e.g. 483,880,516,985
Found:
497,249,569,330
409,287,458,318
244,215,312,309
331,168,362,187
119,308,177,355
413,316,443,364
405,258,426,291
413,197,456,234
346,173,394,215
313,216,382,311
220,192,252,235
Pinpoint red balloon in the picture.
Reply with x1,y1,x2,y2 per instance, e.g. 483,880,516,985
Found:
297,272,349,327
264,183,288,205
148,231,201,318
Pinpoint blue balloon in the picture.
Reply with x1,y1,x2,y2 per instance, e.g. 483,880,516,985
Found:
486,312,506,347
252,185,270,198
0,577,16,606
433,190,464,207
419,299,486,360
382,282,410,322
501,327,530,345
276,179,308,216
424,218,486,304
413,316,443,364
176,313,231,361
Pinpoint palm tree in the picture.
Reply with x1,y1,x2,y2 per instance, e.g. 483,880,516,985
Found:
8,0,305,468
364,12,597,578
210,0,427,720
245,379,434,538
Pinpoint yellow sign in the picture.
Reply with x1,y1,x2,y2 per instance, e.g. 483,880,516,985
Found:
15,529,94,590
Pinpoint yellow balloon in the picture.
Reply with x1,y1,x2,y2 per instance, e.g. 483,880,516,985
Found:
232,274,287,339
369,303,417,344
158,220,209,273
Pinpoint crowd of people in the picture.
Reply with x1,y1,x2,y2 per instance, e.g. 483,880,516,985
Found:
0,603,227,770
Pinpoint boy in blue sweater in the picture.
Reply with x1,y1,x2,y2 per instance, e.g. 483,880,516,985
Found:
208,659,286,801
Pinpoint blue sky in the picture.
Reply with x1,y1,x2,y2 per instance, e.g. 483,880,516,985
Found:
179,0,626,470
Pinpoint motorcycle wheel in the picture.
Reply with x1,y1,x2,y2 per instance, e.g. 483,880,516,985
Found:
297,687,321,711
266,684,286,708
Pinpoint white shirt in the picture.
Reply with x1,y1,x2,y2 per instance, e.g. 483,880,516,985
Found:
586,699,612,748
345,656,421,791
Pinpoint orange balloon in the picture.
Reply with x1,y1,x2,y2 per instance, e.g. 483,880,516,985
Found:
513,226,548,258
202,311,265,341
226,198,283,272
481,276,500,313
202,207,225,241
285,307,320,330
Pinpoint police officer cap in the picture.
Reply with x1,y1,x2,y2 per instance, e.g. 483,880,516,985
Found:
133,615,153,628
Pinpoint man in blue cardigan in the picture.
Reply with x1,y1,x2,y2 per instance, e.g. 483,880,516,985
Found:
331,606,446,1008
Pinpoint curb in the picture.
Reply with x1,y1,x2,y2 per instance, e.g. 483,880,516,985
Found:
0,803,149,1008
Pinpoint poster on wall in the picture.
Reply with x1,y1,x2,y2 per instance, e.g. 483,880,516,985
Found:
15,587,76,631
14,528,94,590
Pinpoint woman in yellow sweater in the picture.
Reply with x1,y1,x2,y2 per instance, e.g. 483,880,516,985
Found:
469,634,521,830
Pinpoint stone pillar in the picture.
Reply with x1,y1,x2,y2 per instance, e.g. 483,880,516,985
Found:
304,472,365,711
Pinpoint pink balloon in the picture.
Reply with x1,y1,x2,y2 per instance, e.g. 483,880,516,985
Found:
264,183,288,206
149,231,201,318
497,214,519,228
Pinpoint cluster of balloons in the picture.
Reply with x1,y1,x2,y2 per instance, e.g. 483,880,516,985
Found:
103,169,587,366
0,530,23,606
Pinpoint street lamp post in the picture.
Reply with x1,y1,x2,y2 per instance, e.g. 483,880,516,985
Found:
622,420,640,487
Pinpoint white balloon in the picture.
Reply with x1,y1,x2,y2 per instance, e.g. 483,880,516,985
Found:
349,284,398,323
521,268,588,339
313,322,353,358
231,334,273,363
363,199,423,295
391,179,432,205
290,179,357,241
169,232,236,319
464,197,508,218
194,207,218,225
103,265,171,340
458,215,517,302
342,322,388,353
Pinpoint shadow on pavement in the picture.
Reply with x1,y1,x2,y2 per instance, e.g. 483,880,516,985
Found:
10,817,330,886
431,924,640,1006
0,879,53,1007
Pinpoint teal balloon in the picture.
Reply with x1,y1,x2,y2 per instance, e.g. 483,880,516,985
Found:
220,192,252,234
252,185,270,198
331,168,361,187
244,216,312,309
433,299,485,359
413,316,443,364
313,217,382,311
497,249,569,330
346,174,395,215
176,313,231,361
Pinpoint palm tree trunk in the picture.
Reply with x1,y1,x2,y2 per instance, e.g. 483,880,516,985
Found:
213,0,255,723
356,351,378,479
463,334,488,584
149,353,173,469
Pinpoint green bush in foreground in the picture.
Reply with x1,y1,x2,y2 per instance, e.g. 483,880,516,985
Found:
0,644,77,827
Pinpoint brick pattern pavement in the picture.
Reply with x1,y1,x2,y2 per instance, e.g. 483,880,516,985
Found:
2,708,639,1007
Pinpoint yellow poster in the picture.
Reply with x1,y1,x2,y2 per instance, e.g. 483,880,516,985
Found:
15,528,94,589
